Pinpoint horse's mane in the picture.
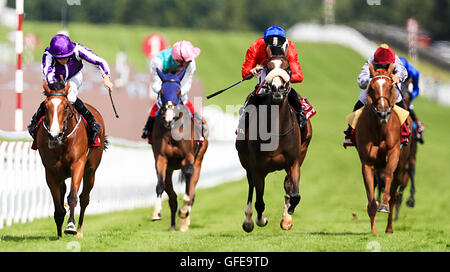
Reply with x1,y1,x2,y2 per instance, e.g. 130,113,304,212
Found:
48,81,66,91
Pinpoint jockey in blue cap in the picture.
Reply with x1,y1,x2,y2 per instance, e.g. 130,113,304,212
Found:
28,34,113,147
399,56,424,143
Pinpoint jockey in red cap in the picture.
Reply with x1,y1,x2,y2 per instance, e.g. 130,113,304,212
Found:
343,44,410,148
238,26,307,132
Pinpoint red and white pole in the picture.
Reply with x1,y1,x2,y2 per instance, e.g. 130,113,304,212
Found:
15,0,24,131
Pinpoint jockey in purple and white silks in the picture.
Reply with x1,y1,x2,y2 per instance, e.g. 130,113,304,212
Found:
28,34,114,146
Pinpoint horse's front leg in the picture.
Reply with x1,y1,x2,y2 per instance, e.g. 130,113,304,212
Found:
254,171,268,228
379,147,400,213
45,170,66,237
179,155,195,220
242,171,255,233
152,155,167,221
65,160,86,235
362,163,377,234
281,162,301,230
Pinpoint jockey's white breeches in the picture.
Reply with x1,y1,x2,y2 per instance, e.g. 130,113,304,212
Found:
67,71,83,104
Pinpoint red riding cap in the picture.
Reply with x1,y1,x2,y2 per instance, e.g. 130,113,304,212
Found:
373,44,395,64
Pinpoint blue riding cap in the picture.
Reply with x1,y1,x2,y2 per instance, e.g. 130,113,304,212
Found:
264,26,286,40
48,34,75,58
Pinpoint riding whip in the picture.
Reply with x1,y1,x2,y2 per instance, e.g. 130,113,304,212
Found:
206,74,253,99
108,90,119,118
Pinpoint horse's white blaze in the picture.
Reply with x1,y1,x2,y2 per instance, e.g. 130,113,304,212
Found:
377,78,386,108
165,103,175,123
272,59,282,69
50,98,62,137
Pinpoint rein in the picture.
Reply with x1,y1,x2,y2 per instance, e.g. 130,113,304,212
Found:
43,92,82,141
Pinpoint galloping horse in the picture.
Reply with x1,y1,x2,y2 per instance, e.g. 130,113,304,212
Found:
36,80,106,237
376,82,419,221
236,47,312,232
150,68,208,232
354,63,412,234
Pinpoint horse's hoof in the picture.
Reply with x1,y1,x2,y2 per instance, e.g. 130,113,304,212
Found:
169,226,176,232
406,198,415,208
280,219,293,231
151,213,162,221
64,222,77,235
377,204,390,213
242,221,254,233
256,216,268,227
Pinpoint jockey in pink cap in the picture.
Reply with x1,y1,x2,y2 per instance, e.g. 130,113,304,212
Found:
141,40,205,143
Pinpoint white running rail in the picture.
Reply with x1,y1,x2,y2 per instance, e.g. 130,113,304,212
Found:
0,106,245,229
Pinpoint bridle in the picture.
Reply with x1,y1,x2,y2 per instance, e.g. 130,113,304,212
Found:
42,92,82,142
370,75,394,122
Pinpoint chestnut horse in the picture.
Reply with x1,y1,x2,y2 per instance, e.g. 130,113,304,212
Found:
36,80,106,237
150,68,208,232
376,83,419,220
236,48,312,232
354,63,412,234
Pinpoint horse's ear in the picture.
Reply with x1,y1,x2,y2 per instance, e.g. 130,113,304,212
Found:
63,81,70,95
369,62,376,77
284,43,289,58
43,80,50,95
177,67,187,81
266,45,273,59
387,63,394,75
366,85,374,105
389,85,397,106
156,68,165,81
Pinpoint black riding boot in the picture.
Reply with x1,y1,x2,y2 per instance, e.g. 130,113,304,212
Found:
141,116,155,139
288,88,307,130
28,101,46,140
74,98,101,144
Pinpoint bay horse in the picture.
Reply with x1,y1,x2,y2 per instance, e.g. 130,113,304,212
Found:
36,80,106,237
354,63,412,234
235,47,312,232
150,68,208,232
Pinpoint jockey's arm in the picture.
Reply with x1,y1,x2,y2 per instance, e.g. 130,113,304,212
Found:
41,51,56,83
242,43,258,79
151,58,163,94
393,56,408,84
357,58,372,89
75,44,111,79
287,41,304,83
180,59,196,96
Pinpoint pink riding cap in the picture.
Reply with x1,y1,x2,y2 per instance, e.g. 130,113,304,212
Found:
171,40,201,62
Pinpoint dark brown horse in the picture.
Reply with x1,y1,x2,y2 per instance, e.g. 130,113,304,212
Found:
36,80,106,237
236,47,312,232
355,63,412,234
150,68,208,232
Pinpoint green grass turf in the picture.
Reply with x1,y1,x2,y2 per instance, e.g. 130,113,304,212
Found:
0,22,449,252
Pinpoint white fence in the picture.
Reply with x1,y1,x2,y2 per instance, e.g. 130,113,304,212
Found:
0,106,245,229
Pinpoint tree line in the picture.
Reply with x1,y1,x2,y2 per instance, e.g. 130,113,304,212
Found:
7,0,449,40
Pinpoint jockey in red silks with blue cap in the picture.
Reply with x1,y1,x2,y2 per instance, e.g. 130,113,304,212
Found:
28,34,113,147
239,26,307,130
141,40,205,144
